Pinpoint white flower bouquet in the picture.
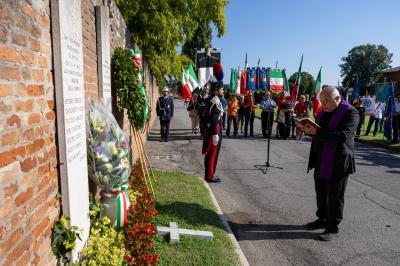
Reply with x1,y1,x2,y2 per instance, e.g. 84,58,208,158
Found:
87,100,131,189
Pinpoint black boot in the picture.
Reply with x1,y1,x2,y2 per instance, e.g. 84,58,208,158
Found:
306,219,326,230
207,176,221,183
318,227,339,241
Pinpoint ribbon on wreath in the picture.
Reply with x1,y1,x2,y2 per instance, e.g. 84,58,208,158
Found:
112,179,131,227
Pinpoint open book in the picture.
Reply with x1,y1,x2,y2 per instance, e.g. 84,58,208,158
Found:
294,117,320,129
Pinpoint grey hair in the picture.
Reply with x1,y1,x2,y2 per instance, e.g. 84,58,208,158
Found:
321,86,340,99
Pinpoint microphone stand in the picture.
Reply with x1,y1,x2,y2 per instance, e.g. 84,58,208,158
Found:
254,107,283,174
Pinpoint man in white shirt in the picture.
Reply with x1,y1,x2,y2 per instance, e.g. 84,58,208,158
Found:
365,101,385,136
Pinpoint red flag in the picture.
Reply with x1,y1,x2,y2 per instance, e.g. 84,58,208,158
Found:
290,80,298,101
181,84,192,100
240,70,247,94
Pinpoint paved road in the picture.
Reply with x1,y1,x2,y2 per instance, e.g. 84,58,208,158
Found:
147,99,400,266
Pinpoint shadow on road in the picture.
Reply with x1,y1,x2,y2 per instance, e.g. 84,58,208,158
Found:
228,221,319,240
355,144,400,171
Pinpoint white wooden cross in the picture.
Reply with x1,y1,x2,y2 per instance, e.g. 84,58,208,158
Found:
157,222,213,243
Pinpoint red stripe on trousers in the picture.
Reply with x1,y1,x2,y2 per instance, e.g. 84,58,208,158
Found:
207,122,221,180
207,141,218,180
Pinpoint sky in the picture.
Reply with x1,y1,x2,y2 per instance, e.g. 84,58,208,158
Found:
212,0,400,86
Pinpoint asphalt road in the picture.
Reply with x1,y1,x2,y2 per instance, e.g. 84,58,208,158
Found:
147,99,400,266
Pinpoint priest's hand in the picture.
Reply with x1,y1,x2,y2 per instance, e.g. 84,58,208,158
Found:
301,124,317,135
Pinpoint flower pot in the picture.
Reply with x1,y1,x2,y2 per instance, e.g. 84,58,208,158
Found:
99,190,118,227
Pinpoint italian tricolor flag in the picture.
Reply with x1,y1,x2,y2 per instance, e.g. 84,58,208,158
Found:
181,65,192,100
310,67,322,117
269,69,284,94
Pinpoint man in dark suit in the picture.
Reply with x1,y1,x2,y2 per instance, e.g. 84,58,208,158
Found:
156,87,174,142
302,86,359,241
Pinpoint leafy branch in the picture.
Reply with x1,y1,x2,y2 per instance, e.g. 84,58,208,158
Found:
51,215,82,264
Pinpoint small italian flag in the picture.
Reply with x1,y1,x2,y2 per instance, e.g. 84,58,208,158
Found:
269,69,284,94
181,65,192,100
310,67,322,117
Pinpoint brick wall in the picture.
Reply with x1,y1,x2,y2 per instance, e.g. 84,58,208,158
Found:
82,0,101,100
0,1,59,265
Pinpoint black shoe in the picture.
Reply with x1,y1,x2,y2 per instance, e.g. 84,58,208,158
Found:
318,229,339,241
207,176,221,183
159,139,163,142
306,219,326,230
165,139,168,142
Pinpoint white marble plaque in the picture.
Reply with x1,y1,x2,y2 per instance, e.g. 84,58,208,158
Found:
51,0,90,259
96,5,112,111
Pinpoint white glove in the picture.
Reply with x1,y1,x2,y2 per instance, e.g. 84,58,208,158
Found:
212,135,219,146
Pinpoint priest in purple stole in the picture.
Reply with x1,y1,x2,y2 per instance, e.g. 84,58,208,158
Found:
302,86,359,241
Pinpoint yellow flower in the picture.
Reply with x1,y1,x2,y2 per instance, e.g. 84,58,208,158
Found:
105,163,113,173
120,157,129,168
108,142,118,156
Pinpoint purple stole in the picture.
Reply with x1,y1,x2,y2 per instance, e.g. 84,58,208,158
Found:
316,101,353,180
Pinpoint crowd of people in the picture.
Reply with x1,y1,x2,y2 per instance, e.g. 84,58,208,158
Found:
183,86,400,144
185,86,316,141
352,95,400,144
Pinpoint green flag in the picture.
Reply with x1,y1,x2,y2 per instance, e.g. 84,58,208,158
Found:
282,69,290,94
230,68,237,94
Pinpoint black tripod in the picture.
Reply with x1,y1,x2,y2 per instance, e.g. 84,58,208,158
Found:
254,110,283,174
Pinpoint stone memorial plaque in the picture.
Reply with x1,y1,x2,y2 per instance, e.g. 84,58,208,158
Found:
51,0,90,257
96,5,112,110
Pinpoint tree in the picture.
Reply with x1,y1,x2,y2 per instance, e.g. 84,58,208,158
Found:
116,0,228,82
339,44,392,89
182,22,212,63
288,72,315,96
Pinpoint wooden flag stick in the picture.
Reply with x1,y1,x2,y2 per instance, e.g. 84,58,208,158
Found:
131,126,148,189
134,128,155,196
132,126,155,196
136,128,157,183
